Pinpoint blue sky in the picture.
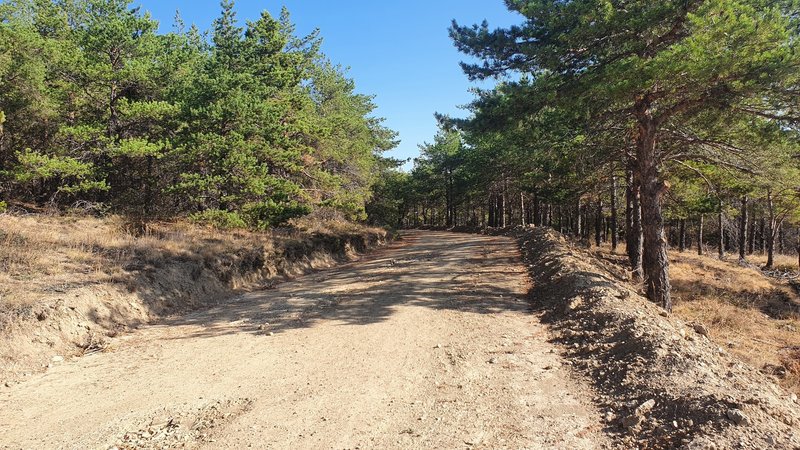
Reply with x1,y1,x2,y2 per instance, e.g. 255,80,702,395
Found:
132,1,521,168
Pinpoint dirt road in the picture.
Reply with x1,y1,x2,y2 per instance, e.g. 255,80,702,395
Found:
0,231,609,449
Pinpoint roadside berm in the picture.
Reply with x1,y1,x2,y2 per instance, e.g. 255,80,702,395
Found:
518,227,800,449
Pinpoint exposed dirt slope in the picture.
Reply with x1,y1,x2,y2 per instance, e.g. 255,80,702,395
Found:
518,228,800,449
0,214,386,383
0,231,610,449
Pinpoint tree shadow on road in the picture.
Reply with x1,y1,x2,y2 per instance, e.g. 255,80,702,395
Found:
149,232,533,342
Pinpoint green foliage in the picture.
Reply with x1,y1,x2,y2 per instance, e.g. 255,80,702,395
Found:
0,0,396,227
189,209,247,229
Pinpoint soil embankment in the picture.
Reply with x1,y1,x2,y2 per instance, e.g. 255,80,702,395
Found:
0,215,387,383
518,227,800,448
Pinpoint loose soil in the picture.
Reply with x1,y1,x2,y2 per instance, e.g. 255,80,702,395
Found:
0,231,611,449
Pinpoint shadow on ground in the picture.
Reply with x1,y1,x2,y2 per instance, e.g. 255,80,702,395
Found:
147,231,531,341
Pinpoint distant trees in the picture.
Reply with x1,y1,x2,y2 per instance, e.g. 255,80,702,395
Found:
0,0,396,227
374,0,800,312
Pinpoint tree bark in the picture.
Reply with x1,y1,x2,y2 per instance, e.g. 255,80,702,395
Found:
679,219,686,253
634,102,671,310
625,165,644,280
595,199,603,247
698,214,705,255
611,176,619,252
575,198,582,237
766,189,775,269
739,195,748,261
718,199,725,260
520,193,526,227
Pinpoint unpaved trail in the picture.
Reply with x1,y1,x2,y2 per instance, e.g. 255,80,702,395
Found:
0,231,610,449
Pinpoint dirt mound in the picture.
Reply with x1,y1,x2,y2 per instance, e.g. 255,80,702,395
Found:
0,215,387,384
518,228,800,449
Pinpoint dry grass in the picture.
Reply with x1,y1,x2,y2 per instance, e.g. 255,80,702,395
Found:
0,213,379,312
669,252,800,395
0,212,386,381
591,242,800,395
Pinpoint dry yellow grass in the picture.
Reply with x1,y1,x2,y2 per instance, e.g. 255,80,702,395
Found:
0,213,379,312
591,242,800,395
669,252,800,395
0,212,387,381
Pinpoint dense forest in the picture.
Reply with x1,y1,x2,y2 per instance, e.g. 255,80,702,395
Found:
0,0,398,228
370,0,800,311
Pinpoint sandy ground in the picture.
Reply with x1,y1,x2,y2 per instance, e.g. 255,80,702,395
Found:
0,231,610,449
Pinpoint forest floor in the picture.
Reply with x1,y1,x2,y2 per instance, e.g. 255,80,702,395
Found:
590,244,800,396
0,231,611,449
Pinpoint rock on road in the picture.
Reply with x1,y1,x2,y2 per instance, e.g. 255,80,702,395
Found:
0,231,609,449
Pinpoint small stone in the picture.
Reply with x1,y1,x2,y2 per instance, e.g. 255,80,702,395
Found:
434,344,442,349
51,355,64,363
636,399,656,416
621,414,641,428
488,357,498,364
268,332,275,337
693,324,709,337
659,311,669,317
726,409,749,426
791,393,798,404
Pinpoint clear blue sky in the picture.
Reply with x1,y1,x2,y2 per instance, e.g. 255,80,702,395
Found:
132,0,521,168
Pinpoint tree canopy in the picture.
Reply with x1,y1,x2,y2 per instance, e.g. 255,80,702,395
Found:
0,0,397,228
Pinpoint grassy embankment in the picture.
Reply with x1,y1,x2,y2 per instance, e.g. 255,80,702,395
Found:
0,213,387,381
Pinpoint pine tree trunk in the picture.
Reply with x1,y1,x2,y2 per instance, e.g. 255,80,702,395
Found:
634,105,671,310
796,230,800,269
759,218,766,254
739,195,748,261
500,193,506,228
625,165,644,280
595,199,603,247
748,216,756,255
520,193,526,227
488,195,495,228
611,176,619,252
575,198,582,237
766,189,775,269
698,214,705,255
718,200,725,260
679,219,686,253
